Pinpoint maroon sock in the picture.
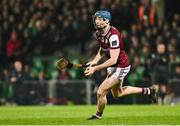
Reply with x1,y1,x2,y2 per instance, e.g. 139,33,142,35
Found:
96,112,103,117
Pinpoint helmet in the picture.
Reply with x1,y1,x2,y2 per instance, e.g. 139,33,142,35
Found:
94,10,111,21
93,10,111,29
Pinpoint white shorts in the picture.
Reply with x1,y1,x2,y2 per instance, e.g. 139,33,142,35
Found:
107,65,131,80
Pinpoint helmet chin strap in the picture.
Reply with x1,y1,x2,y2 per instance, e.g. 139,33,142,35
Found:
96,23,109,32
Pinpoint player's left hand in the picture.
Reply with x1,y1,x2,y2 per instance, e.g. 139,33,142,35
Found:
84,66,96,76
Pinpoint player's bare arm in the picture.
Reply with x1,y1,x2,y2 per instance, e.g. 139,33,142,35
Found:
85,48,120,76
95,48,120,71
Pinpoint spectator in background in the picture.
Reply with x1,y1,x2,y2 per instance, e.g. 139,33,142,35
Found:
10,60,28,105
141,43,151,63
1,68,12,104
31,71,47,105
58,68,72,81
130,35,140,54
138,0,156,26
172,64,180,85
152,43,168,104
6,31,21,62
168,64,180,104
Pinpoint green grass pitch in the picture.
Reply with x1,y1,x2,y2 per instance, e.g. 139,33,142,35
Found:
0,105,180,125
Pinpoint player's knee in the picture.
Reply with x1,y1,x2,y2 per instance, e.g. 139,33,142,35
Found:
97,88,106,98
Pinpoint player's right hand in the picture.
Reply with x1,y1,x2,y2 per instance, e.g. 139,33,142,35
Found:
84,66,96,76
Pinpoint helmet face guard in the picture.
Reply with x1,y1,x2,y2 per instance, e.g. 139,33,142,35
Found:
93,10,111,30
93,16,106,29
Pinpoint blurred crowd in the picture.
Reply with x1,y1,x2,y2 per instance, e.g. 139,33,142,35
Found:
0,0,180,105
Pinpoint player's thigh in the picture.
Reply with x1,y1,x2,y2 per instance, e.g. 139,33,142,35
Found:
111,79,123,97
98,75,120,93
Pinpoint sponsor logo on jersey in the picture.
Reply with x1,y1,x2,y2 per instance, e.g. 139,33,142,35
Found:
112,40,117,46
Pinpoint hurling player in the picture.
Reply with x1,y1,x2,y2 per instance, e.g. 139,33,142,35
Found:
85,10,158,120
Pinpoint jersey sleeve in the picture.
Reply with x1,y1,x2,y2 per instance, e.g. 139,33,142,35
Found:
109,34,120,49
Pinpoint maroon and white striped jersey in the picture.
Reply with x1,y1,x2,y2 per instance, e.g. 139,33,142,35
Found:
96,26,130,68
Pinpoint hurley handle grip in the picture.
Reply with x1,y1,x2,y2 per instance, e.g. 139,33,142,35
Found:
81,64,90,67
73,64,90,68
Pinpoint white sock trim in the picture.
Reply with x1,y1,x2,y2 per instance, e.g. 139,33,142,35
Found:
147,88,151,95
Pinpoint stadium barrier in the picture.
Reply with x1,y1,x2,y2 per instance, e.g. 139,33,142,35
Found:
0,80,94,105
